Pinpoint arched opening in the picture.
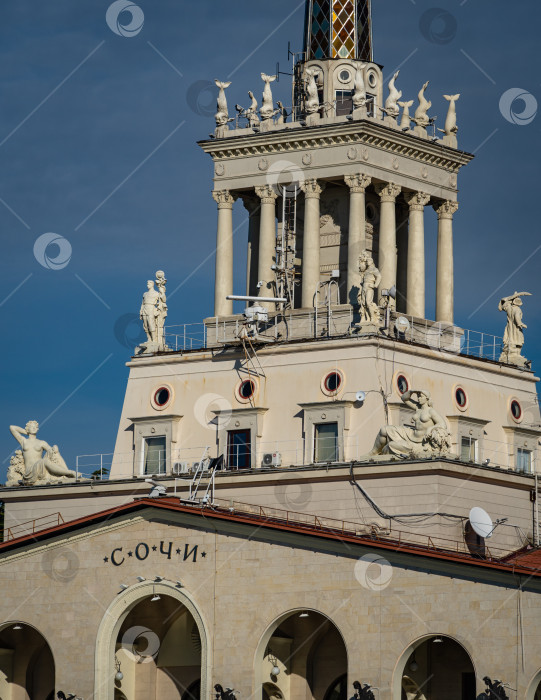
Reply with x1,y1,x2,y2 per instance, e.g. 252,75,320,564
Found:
256,610,348,700
114,595,202,700
95,582,209,700
526,670,541,700
0,622,55,700
395,635,476,700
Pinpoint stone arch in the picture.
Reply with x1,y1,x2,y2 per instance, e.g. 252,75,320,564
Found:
94,580,211,700
254,608,349,700
526,669,541,700
0,620,56,700
392,633,477,700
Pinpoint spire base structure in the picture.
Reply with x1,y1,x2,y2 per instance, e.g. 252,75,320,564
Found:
304,0,372,62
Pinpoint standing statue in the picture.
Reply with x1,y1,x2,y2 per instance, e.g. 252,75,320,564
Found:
352,67,367,118
276,101,290,125
439,93,460,147
384,70,402,120
368,390,452,459
214,80,234,138
236,91,260,129
9,422,76,486
498,291,531,368
414,81,432,133
398,99,414,130
358,251,381,324
138,271,169,354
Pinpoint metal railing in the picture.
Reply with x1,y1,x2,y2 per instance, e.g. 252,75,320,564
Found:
5,512,64,542
198,498,525,561
79,436,540,481
164,313,505,364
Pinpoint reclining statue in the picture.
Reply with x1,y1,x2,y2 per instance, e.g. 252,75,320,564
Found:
9,421,76,487
369,390,452,459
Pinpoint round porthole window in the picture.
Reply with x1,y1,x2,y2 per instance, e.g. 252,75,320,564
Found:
151,385,173,411
366,203,376,222
367,71,377,89
322,371,344,396
511,400,522,421
397,375,409,395
455,387,467,409
338,69,351,83
238,379,256,400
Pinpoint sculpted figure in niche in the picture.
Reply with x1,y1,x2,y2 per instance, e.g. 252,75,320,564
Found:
368,390,452,459
358,251,381,324
9,422,76,486
499,291,531,368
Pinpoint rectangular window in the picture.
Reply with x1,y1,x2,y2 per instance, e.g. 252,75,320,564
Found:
335,90,354,116
517,448,533,473
460,437,478,463
314,423,339,463
143,436,167,475
227,429,251,470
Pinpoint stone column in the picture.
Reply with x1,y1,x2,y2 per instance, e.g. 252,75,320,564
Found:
254,185,278,309
395,203,409,313
241,195,261,297
300,179,324,308
212,190,236,317
404,192,431,319
434,200,459,324
375,182,401,302
344,174,371,306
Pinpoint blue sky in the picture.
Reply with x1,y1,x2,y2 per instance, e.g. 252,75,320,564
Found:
1,0,540,479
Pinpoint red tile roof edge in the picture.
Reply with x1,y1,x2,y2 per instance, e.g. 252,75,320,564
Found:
2,496,541,578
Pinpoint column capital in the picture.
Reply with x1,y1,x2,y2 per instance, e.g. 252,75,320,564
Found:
254,185,278,204
212,190,237,209
405,191,431,211
301,178,324,199
376,182,401,203
344,174,371,193
240,194,261,215
434,200,459,220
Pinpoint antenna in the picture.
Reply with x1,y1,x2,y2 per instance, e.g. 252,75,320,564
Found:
469,507,494,539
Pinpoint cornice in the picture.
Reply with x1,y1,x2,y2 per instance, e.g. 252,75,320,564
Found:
198,119,474,173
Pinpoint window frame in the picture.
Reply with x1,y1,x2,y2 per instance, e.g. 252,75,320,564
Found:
142,435,167,476
314,422,340,463
227,428,252,470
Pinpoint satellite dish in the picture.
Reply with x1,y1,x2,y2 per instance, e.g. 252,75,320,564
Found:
355,391,366,403
395,316,411,334
469,507,494,539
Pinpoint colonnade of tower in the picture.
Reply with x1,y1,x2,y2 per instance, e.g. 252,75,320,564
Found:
212,178,457,324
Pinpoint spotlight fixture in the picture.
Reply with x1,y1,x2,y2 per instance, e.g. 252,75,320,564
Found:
432,636,443,643
119,584,129,591
12,624,22,630
175,581,184,588
151,594,161,602
114,655,124,682
154,576,164,582
136,576,145,582
299,611,309,618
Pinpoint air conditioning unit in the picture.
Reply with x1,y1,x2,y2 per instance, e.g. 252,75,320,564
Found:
172,461,189,475
261,452,282,468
